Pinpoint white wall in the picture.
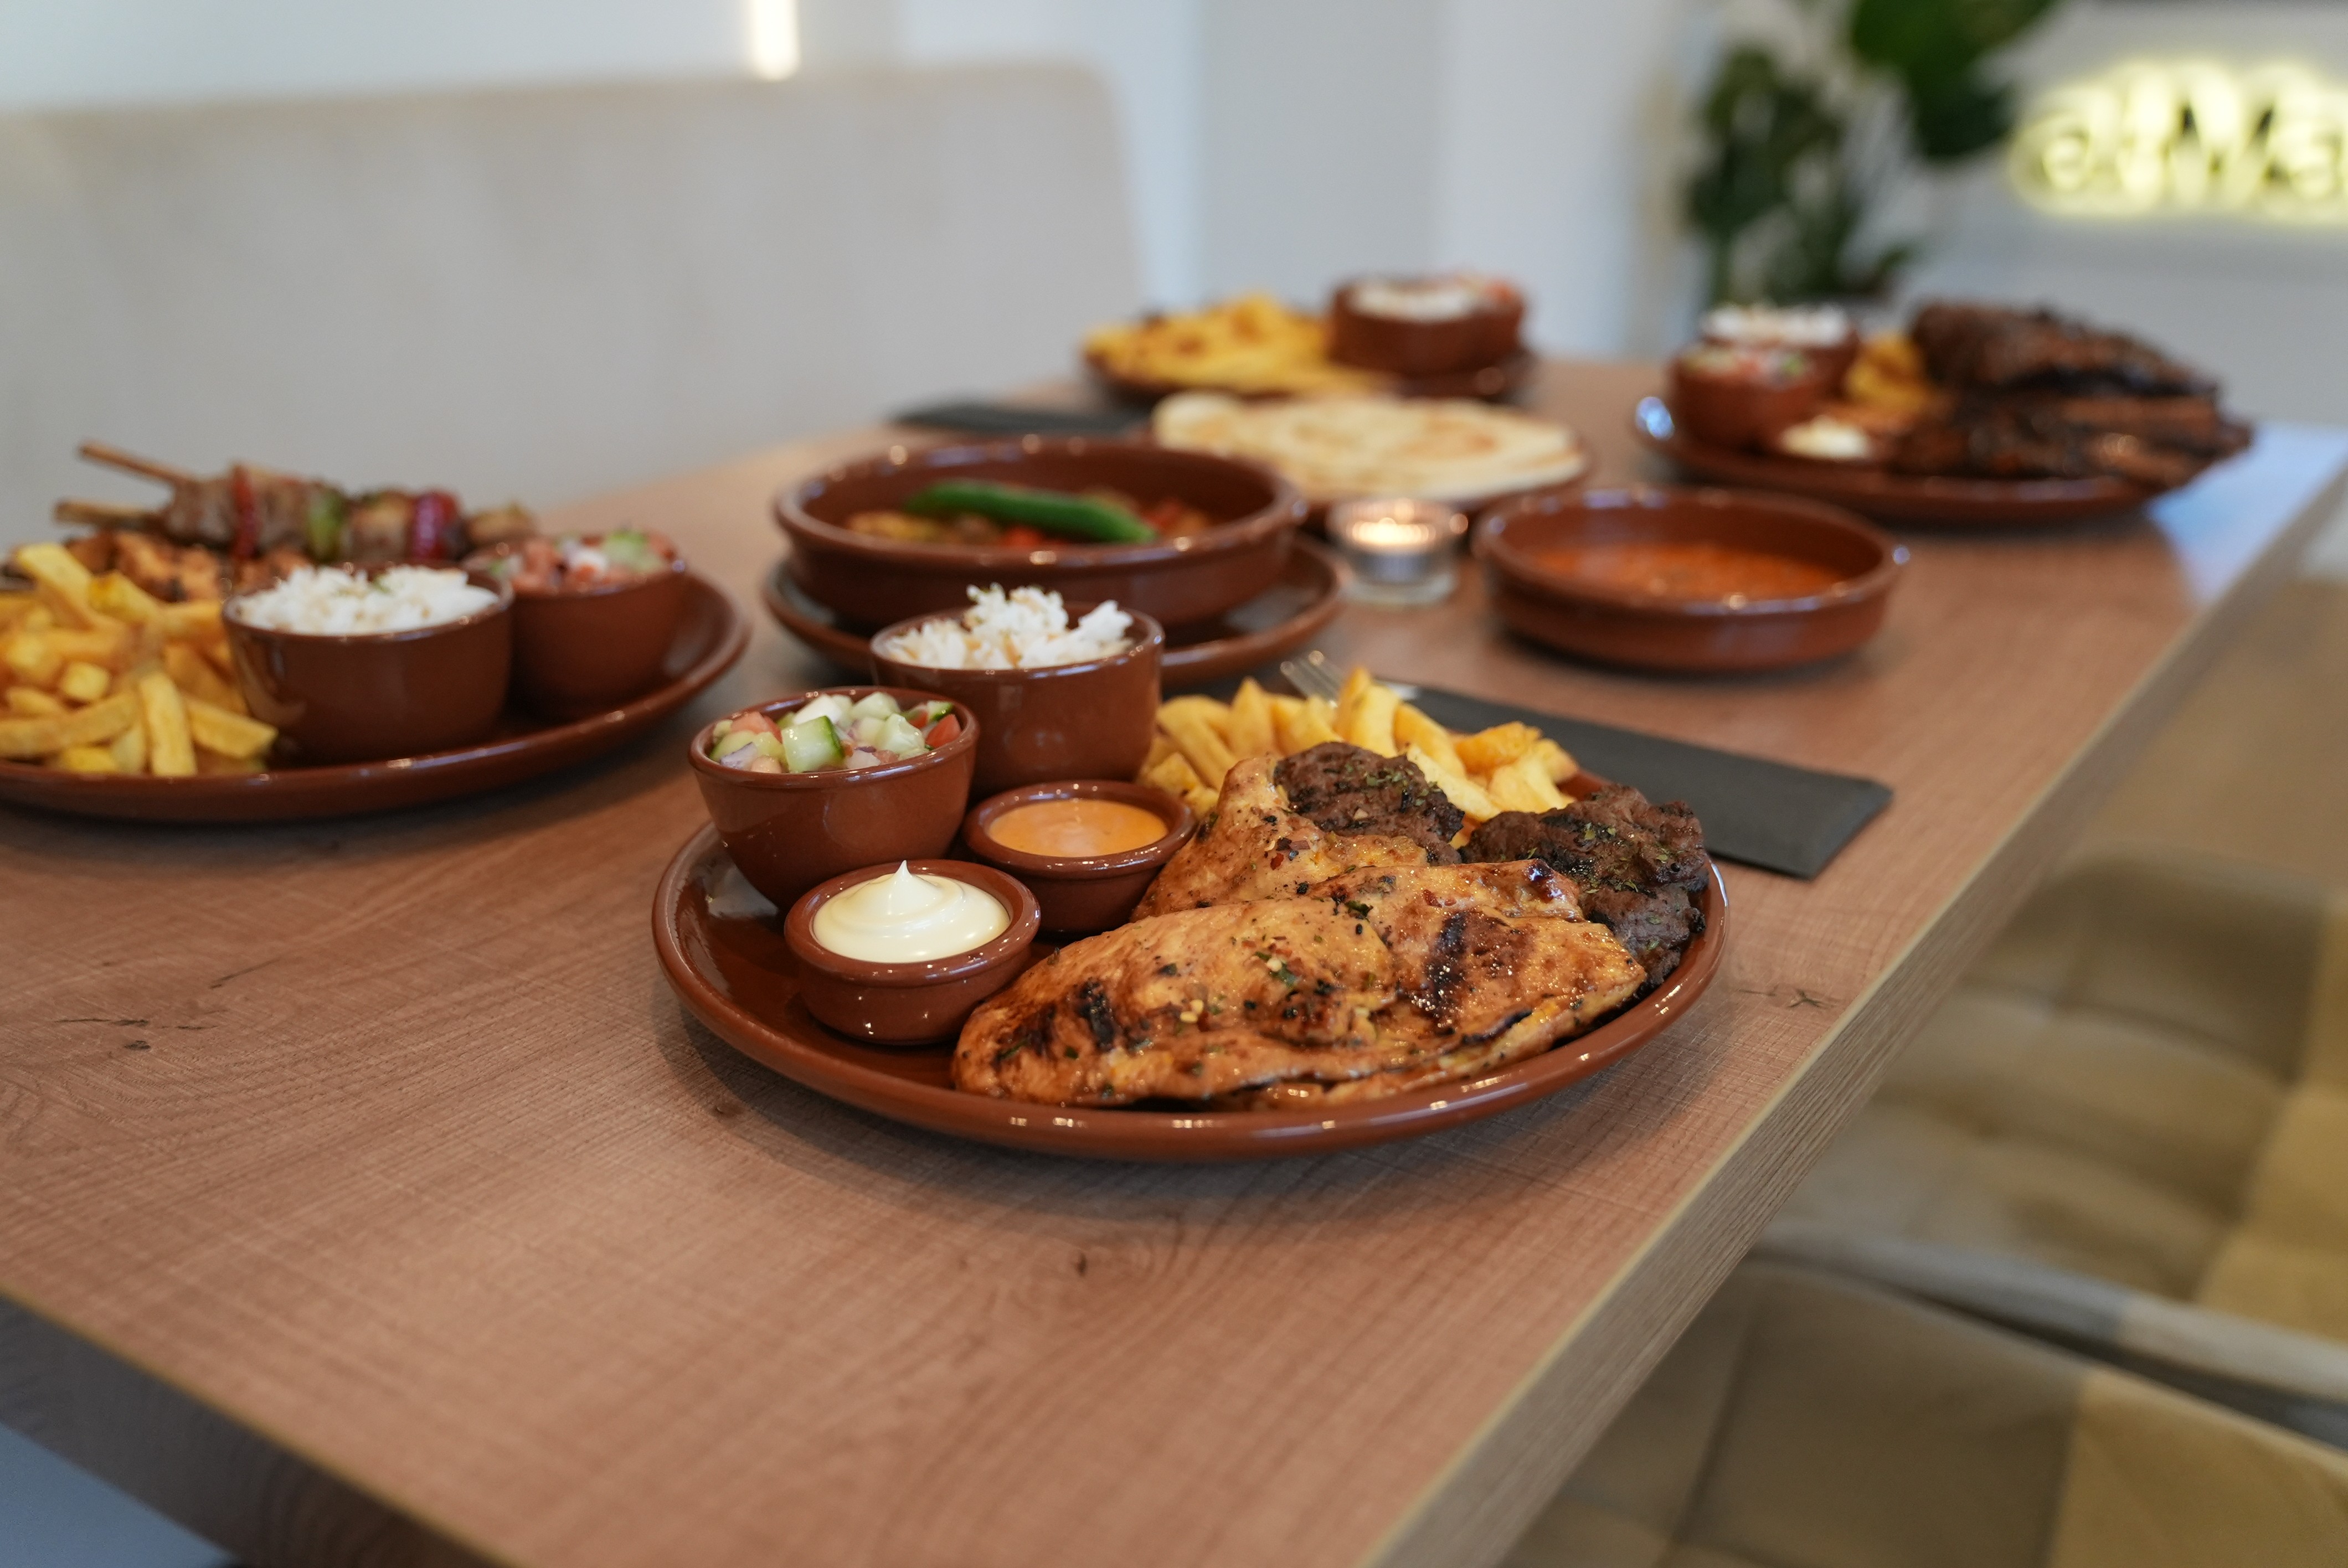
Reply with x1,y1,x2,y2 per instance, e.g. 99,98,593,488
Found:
0,0,758,106
5,0,2346,571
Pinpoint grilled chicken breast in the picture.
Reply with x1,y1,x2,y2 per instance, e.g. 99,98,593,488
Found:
1132,754,1440,918
954,859,1646,1106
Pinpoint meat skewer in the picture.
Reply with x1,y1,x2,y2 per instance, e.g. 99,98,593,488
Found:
49,440,540,603
53,440,536,566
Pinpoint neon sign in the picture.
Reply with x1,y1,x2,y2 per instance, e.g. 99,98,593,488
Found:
2011,60,2348,221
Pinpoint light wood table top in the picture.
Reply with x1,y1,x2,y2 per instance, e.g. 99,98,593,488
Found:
6,361,2344,1568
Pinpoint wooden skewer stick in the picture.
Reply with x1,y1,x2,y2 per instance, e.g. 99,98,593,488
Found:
54,498,164,528
76,440,196,489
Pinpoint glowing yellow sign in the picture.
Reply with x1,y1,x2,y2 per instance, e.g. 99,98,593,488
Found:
2012,60,2348,221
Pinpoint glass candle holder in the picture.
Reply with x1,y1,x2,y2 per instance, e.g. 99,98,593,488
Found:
1326,498,1470,606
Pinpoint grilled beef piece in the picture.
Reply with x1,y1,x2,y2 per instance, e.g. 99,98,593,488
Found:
1464,784,1709,983
1274,742,1464,864
1890,390,2249,487
1911,302,2213,397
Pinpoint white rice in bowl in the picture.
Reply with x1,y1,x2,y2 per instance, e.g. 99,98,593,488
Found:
229,565,500,636
876,586,1133,670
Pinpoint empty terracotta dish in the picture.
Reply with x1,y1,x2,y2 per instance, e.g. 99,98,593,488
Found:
961,781,1196,934
1475,486,1904,673
868,605,1165,796
688,687,979,908
784,860,1041,1044
224,566,513,764
776,436,1306,632
466,532,689,716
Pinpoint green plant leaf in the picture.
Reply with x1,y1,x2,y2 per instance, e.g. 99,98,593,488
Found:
1850,0,2062,82
1910,73,2016,161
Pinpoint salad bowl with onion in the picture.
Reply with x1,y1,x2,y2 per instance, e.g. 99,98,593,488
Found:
688,687,978,907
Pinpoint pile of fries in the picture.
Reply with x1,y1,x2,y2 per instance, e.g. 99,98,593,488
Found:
1141,666,1578,833
0,543,278,776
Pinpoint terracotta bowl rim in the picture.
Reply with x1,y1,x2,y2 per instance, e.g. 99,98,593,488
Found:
867,606,1168,684
774,435,1309,570
463,537,689,601
784,859,1043,986
1667,353,1836,391
962,780,1197,880
1331,276,1525,329
223,568,514,646
1475,483,1906,618
687,686,979,793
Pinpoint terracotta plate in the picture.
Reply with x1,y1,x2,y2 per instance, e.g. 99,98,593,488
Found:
0,574,746,823
652,813,1727,1162
761,535,1351,690
1633,396,2161,525
1086,346,1537,405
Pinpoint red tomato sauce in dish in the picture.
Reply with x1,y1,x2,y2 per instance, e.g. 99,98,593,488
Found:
1532,541,1845,604
990,798,1170,858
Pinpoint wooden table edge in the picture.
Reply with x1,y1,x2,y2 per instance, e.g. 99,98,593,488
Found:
1358,452,2348,1568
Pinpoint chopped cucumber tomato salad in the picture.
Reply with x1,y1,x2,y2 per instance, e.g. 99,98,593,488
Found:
707,691,961,775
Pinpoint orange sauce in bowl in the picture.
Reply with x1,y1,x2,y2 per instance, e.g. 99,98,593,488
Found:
990,798,1170,858
1531,540,1845,605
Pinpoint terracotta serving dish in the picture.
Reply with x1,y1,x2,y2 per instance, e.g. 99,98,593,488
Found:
1633,396,2160,526
225,570,514,764
0,574,744,823
784,860,1041,1045
653,825,1729,1160
1328,277,1525,376
776,437,1306,633
1667,353,1832,451
1475,486,1905,673
960,781,1196,934
868,607,1165,796
767,540,1349,690
467,537,689,716
688,687,979,909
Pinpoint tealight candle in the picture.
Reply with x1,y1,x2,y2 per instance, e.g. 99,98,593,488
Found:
1325,498,1471,606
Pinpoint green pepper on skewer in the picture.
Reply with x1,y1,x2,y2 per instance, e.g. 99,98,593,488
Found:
900,480,1158,545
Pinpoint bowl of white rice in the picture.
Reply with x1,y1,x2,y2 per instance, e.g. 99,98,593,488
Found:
224,565,513,764
869,586,1163,795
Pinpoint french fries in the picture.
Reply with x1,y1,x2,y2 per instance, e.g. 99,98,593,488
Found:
1144,666,1580,834
1,545,276,776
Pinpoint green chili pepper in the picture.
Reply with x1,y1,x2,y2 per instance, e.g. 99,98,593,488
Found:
900,480,1157,545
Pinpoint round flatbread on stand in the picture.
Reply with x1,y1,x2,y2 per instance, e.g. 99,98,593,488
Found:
1154,391,1588,506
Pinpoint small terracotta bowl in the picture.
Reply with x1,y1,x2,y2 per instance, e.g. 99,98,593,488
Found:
784,860,1042,1044
777,436,1307,632
961,781,1196,934
1327,277,1525,375
466,538,689,716
1475,485,1906,674
1667,354,1831,452
224,569,513,764
688,687,980,909
868,607,1165,797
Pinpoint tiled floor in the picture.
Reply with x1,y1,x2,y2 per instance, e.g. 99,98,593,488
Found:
0,1425,228,1568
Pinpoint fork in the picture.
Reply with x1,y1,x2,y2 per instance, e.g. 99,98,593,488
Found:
1278,650,1344,703
1280,651,1420,704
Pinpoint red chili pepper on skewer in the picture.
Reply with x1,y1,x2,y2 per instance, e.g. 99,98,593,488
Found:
408,489,460,561
229,463,261,560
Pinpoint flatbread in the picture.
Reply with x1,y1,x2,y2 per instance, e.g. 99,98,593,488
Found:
1153,391,1588,504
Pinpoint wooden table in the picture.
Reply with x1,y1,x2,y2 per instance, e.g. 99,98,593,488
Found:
6,362,2344,1568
